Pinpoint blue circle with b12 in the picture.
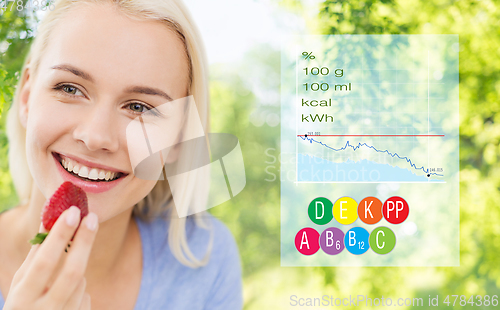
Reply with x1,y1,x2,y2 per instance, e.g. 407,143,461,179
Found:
344,227,370,255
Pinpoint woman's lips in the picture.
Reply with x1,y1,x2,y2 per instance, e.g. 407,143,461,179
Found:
53,153,127,194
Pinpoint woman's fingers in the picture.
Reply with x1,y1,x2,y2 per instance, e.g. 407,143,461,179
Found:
23,206,81,296
11,243,41,284
61,277,86,310
47,213,98,304
79,293,91,310
12,222,45,283
5,208,97,310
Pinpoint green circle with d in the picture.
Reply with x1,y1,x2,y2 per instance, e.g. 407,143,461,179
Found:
369,226,396,254
308,197,333,225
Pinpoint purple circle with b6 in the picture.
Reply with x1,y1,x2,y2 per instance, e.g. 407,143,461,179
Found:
320,227,345,255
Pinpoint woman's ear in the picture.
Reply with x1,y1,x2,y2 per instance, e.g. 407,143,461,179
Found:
19,67,32,129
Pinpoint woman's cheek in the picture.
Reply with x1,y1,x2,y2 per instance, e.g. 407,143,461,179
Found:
24,98,73,194
28,99,71,148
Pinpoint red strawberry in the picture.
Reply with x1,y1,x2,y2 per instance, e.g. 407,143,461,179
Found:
29,182,88,245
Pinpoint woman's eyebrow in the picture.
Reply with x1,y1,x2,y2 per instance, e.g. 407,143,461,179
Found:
50,64,173,102
124,86,173,102
51,64,95,82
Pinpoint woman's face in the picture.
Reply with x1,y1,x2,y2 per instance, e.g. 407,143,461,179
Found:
21,3,190,221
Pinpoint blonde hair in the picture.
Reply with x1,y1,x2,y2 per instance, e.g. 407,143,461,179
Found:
6,0,212,268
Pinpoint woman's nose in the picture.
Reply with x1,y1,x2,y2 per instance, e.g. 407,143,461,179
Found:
72,104,120,153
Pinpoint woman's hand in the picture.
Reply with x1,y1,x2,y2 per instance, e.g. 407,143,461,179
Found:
4,206,98,310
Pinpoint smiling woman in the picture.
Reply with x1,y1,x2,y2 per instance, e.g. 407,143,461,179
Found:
0,0,242,309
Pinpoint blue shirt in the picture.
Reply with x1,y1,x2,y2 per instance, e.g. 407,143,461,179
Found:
0,214,243,310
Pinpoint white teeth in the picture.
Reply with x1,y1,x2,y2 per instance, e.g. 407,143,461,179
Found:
88,168,99,180
61,156,120,181
78,166,89,178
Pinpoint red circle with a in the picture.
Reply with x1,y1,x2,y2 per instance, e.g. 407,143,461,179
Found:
294,227,320,255
382,196,409,224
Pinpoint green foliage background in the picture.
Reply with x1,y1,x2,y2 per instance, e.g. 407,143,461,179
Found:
1,1,499,309
0,9,35,210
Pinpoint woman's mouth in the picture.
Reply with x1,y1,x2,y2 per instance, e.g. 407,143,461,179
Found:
53,153,128,193
59,156,121,182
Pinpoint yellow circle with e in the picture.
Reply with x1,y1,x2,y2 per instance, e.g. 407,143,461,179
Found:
333,197,358,225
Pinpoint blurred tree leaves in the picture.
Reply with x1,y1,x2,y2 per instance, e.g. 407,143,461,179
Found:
318,0,411,34
282,0,500,307
0,8,36,113
209,45,281,277
226,0,500,308
0,9,36,211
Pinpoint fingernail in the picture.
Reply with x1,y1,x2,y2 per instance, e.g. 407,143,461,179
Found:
66,206,80,227
85,213,98,231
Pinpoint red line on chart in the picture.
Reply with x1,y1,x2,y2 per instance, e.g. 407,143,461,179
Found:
297,134,445,137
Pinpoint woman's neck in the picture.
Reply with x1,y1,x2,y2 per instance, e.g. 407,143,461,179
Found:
12,183,136,282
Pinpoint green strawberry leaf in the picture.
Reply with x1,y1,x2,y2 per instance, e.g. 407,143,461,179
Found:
29,232,48,245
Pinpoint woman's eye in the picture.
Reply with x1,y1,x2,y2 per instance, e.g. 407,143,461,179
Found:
54,84,85,97
127,102,149,113
62,85,81,95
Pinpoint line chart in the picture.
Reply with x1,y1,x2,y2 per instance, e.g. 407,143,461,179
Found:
297,134,445,137
298,135,444,180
